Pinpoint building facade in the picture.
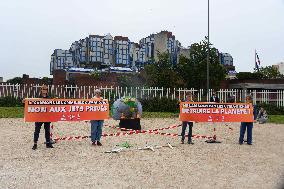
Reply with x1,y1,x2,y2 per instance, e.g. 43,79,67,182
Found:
50,49,76,75
114,36,130,66
220,53,233,66
50,31,232,75
275,62,284,75
88,35,104,64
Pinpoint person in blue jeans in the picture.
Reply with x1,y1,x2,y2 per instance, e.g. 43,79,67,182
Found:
90,89,104,146
181,91,194,145
239,95,257,145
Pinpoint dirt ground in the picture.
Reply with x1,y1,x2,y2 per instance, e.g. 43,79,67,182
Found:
0,118,283,189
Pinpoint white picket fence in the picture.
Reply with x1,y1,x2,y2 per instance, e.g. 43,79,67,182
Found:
0,83,284,107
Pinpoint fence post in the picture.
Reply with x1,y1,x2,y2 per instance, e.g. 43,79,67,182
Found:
282,90,284,107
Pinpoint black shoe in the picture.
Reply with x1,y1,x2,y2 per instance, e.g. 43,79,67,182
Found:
181,140,184,144
32,144,37,150
188,141,194,145
239,142,243,145
46,143,54,148
247,143,252,145
97,141,102,146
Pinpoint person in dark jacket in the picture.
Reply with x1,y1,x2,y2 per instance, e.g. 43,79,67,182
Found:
239,95,257,145
210,91,220,103
24,85,54,150
181,91,194,144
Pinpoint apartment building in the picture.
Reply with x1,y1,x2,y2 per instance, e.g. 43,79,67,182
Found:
114,36,130,66
50,49,75,75
50,31,232,75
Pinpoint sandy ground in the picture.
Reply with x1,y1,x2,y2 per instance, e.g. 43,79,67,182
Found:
0,118,284,189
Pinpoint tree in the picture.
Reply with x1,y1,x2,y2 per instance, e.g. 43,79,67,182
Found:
143,53,185,88
236,72,263,80
90,70,101,80
254,66,284,79
237,66,284,80
176,37,226,89
117,74,145,87
6,77,22,84
42,77,53,85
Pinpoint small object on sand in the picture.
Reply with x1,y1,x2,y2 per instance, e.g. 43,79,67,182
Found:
138,145,155,151
105,147,126,153
167,143,174,149
205,139,222,143
105,143,175,154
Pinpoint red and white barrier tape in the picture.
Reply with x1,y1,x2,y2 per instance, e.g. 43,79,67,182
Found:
52,124,181,141
54,131,212,141
104,123,182,132
52,123,213,142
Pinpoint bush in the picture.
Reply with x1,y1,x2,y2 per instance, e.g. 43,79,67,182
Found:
256,103,284,115
0,96,23,107
140,97,178,113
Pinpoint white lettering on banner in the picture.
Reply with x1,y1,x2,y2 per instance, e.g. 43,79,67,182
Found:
182,108,189,113
212,109,219,114
85,105,108,112
182,108,251,115
221,109,250,115
49,107,66,113
68,106,84,112
189,109,210,114
28,107,47,113
182,104,189,108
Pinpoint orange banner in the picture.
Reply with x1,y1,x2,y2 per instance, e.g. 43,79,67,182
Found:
180,102,253,122
24,98,109,122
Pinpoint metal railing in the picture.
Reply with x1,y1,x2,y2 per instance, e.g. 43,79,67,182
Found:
0,83,284,107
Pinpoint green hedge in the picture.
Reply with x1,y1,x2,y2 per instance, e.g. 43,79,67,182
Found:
255,103,284,115
140,97,179,113
0,96,23,107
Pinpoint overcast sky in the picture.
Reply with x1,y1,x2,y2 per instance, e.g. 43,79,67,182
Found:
1,0,284,81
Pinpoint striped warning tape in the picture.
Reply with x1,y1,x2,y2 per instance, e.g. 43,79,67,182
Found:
104,123,182,132
52,123,182,141
54,130,212,142
51,122,212,142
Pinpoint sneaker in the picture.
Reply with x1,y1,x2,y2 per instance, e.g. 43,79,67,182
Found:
97,141,102,146
46,143,54,148
188,141,194,145
239,142,243,145
181,140,184,144
32,144,37,150
92,142,96,146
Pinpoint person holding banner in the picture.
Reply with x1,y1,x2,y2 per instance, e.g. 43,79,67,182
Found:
90,89,104,146
239,95,257,145
181,91,194,145
31,85,54,150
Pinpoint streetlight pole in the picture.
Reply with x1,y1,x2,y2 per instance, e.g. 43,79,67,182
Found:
207,0,210,95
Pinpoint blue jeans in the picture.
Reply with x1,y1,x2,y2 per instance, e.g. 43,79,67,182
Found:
239,122,253,144
90,120,104,142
